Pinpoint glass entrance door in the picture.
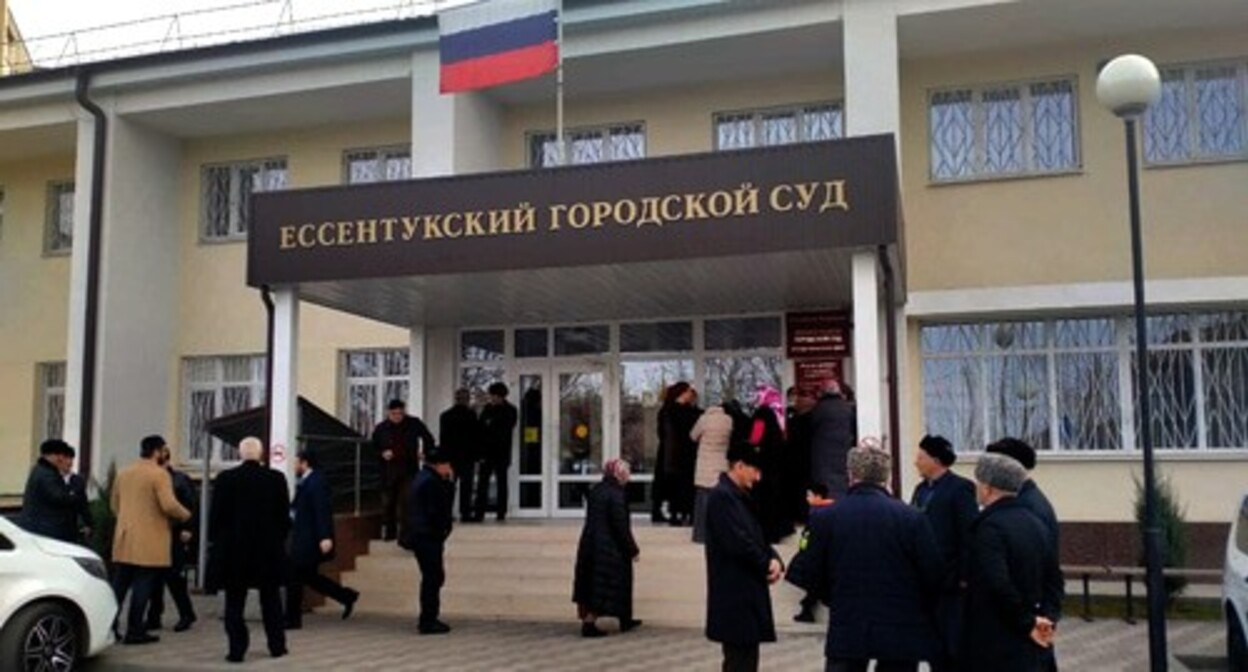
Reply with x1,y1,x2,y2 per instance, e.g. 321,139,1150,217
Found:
554,364,608,515
513,370,548,517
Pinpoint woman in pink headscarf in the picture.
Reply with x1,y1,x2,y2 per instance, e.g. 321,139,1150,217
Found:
749,385,794,543
572,458,641,637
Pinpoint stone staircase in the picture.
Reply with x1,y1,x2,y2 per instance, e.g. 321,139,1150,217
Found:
334,520,820,633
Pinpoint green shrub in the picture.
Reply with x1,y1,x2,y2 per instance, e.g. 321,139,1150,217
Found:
88,462,117,565
1133,472,1188,604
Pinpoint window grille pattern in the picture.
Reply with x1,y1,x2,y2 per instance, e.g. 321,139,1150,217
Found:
929,78,1079,182
184,355,266,463
45,181,74,253
344,146,412,184
922,311,1248,452
714,103,843,151
343,349,410,436
37,362,66,443
528,123,645,168
1145,61,1248,165
201,159,288,241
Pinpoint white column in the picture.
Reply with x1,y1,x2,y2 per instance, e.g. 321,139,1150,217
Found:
270,288,299,488
408,326,427,422
843,0,901,142
62,115,98,457
410,52,501,178
852,251,883,441
424,327,457,425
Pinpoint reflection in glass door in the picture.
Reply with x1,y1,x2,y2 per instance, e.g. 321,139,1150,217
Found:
515,372,547,516
556,367,605,513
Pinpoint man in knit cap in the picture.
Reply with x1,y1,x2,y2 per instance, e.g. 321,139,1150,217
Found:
909,435,978,672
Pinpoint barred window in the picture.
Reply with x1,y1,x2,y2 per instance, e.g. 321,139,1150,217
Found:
528,122,645,168
344,146,412,184
342,349,410,436
201,159,288,241
928,78,1080,182
36,362,66,444
921,311,1248,452
183,355,266,463
714,102,843,151
1144,61,1248,165
45,181,74,254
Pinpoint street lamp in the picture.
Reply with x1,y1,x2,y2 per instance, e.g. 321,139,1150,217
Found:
1096,54,1166,672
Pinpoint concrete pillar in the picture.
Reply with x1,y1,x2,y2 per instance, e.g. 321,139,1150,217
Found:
410,53,502,178
62,115,97,460
852,251,883,441
424,327,457,425
843,0,901,144
408,326,426,424
270,288,299,488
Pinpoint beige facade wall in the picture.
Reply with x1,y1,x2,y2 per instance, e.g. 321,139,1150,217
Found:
0,155,75,493
168,120,413,455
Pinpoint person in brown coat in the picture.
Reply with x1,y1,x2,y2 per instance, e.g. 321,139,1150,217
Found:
110,435,192,645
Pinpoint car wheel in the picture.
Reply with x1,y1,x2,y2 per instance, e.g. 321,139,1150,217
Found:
1230,607,1248,672
0,602,80,672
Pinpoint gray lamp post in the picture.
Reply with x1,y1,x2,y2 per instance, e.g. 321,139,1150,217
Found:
1096,54,1167,672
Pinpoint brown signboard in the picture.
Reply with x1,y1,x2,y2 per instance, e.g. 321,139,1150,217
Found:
795,359,844,392
247,135,899,286
787,311,852,358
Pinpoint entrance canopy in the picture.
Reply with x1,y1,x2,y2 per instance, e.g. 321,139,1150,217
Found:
248,135,903,327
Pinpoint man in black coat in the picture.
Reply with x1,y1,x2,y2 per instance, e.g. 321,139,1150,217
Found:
806,443,943,672
371,399,437,541
909,434,978,671
403,449,456,634
18,439,90,544
962,453,1062,672
207,437,290,663
439,388,482,521
986,437,1064,672
285,450,359,629
146,445,199,632
705,442,783,672
809,379,856,498
473,382,517,522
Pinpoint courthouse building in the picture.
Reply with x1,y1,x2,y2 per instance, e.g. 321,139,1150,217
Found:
1,0,1246,551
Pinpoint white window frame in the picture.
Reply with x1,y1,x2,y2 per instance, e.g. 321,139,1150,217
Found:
182,355,267,466
200,158,288,243
712,100,845,151
35,362,66,446
44,180,74,255
342,145,413,184
339,348,411,436
927,75,1082,184
526,121,646,168
1143,58,1248,167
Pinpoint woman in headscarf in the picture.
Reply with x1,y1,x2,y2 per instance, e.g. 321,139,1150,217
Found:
572,458,642,637
750,385,794,543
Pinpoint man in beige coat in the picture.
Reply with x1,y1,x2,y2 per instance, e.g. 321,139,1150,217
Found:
111,434,191,645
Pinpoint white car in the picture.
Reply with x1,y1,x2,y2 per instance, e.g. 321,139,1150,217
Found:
0,516,117,671
1227,493,1248,672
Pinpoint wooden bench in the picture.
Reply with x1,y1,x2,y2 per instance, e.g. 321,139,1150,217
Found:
1062,564,1111,622
1103,566,1223,624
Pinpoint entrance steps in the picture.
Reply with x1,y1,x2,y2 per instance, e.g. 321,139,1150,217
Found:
334,520,821,633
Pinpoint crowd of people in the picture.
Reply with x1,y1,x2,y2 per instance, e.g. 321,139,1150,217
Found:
15,376,1065,671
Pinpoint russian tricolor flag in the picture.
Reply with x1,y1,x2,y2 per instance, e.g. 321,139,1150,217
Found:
439,0,560,94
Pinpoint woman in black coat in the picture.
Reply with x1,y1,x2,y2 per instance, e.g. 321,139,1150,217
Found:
572,459,642,637
748,388,794,543
658,382,700,526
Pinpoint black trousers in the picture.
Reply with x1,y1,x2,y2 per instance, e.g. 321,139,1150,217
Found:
224,586,286,659
826,659,918,672
285,561,356,626
412,537,445,625
473,460,508,520
722,643,760,672
146,565,196,626
454,461,477,518
381,474,413,540
930,590,965,672
111,563,161,637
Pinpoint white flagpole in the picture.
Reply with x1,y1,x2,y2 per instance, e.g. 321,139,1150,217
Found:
556,0,565,165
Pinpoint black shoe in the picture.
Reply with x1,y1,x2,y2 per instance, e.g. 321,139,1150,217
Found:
123,633,160,645
793,609,816,624
173,617,196,632
581,622,607,638
270,648,288,659
418,620,451,635
621,619,643,632
225,654,244,664
145,621,163,632
342,592,358,621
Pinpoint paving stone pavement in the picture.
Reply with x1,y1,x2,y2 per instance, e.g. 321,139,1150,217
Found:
85,597,1226,671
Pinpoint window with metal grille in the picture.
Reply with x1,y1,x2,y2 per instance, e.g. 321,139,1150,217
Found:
921,311,1248,452
714,102,844,151
183,355,267,464
341,349,410,437
45,181,74,254
528,122,646,168
36,362,66,444
343,146,412,184
200,159,288,242
928,77,1080,182
1144,60,1248,166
